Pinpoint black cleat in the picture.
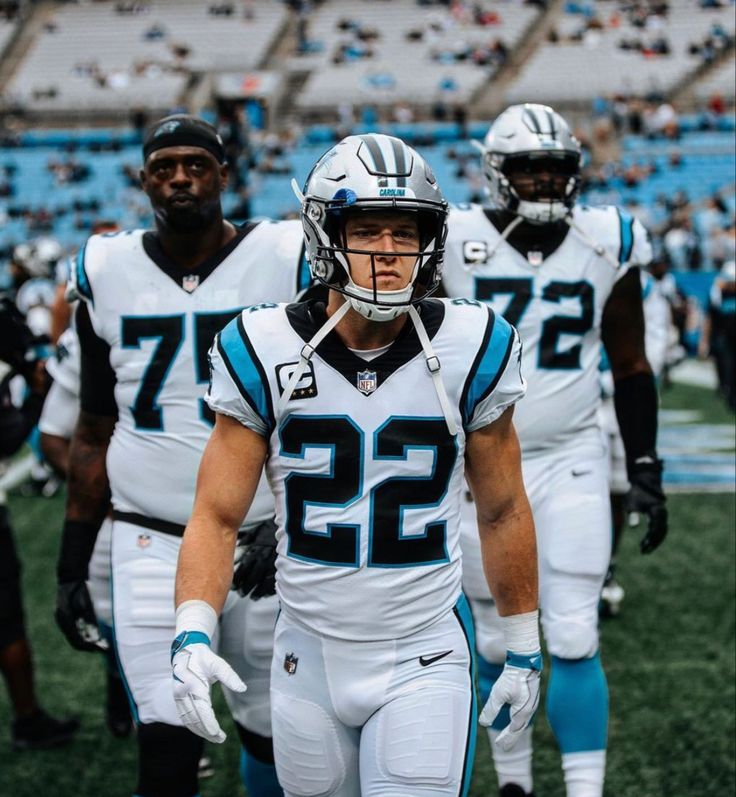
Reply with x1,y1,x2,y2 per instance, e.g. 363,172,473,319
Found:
500,785,535,797
105,671,134,738
12,709,80,751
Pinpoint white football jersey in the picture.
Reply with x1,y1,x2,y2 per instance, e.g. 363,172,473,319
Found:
206,298,525,641
641,270,670,378
72,221,309,527
444,204,652,455
46,325,80,394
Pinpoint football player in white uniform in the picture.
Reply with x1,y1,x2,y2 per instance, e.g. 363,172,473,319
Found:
54,115,310,797
172,134,541,797
443,105,668,797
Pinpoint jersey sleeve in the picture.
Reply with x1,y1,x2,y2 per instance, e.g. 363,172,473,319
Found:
613,208,652,281
205,315,273,437
629,216,653,268
462,309,526,432
68,237,94,304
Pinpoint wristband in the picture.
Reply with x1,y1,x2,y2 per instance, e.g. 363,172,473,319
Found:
500,609,540,655
175,599,218,638
56,519,100,582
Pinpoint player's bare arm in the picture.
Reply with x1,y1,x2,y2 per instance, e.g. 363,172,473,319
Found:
66,410,115,526
601,267,652,379
54,408,115,652
172,413,266,744
175,413,267,612
602,266,668,554
465,406,537,617
465,405,541,750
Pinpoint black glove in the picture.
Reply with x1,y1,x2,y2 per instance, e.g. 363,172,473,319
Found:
232,519,277,600
626,456,668,554
0,296,46,378
55,581,108,653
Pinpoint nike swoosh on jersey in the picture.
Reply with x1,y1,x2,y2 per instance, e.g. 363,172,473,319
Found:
572,469,592,477
419,650,453,667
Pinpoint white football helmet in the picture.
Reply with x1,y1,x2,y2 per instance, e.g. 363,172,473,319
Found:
296,134,447,321
478,104,582,224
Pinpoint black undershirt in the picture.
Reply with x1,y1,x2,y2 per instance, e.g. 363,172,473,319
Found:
484,209,571,261
77,302,117,417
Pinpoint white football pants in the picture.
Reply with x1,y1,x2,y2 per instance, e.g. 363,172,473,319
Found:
461,433,611,662
269,598,476,797
111,517,277,733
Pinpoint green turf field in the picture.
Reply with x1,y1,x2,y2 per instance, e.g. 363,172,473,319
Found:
0,382,734,797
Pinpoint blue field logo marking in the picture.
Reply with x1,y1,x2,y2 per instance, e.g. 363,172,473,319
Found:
660,410,735,493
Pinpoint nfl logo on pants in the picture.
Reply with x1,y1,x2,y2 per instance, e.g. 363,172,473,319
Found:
284,653,298,675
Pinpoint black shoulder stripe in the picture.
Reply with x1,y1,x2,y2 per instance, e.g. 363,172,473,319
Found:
459,306,495,427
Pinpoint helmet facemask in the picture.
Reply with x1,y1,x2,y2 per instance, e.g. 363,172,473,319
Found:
490,150,580,224
304,197,447,322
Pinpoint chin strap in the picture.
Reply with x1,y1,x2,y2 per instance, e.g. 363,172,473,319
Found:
276,300,351,416
564,215,621,269
481,214,524,263
276,300,458,437
408,305,458,437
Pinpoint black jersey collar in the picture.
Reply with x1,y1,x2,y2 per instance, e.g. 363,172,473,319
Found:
285,299,445,394
484,209,570,261
142,221,258,292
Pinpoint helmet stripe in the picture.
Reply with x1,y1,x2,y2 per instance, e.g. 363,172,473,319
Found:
545,108,557,140
360,135,388,176
524,107,543,135
389,137,408,187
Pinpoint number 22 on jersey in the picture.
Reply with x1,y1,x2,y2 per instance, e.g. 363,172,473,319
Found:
279,415,458,569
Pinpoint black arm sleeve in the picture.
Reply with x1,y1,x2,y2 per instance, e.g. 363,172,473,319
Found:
0,378,46,457
613,370,659,474
76,302,117,416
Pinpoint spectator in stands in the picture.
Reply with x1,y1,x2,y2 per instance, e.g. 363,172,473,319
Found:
709,219,736,270
208,2,235,16
143,22,166,41
664,217,701,270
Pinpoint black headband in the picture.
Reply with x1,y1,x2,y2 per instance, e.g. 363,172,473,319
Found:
142,115,226,164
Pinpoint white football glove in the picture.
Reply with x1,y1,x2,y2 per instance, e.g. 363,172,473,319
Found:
171,631,246,744
479,651,542,751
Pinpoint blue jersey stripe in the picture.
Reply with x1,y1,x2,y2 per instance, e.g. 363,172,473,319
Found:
462,309,514,426
453,593,477,797
617,208,634,265
216,315,274,430
75,242,93,302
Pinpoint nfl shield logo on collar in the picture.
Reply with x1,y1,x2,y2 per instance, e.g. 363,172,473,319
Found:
284,653,298,675
357,369,377,395
182,274,199,293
